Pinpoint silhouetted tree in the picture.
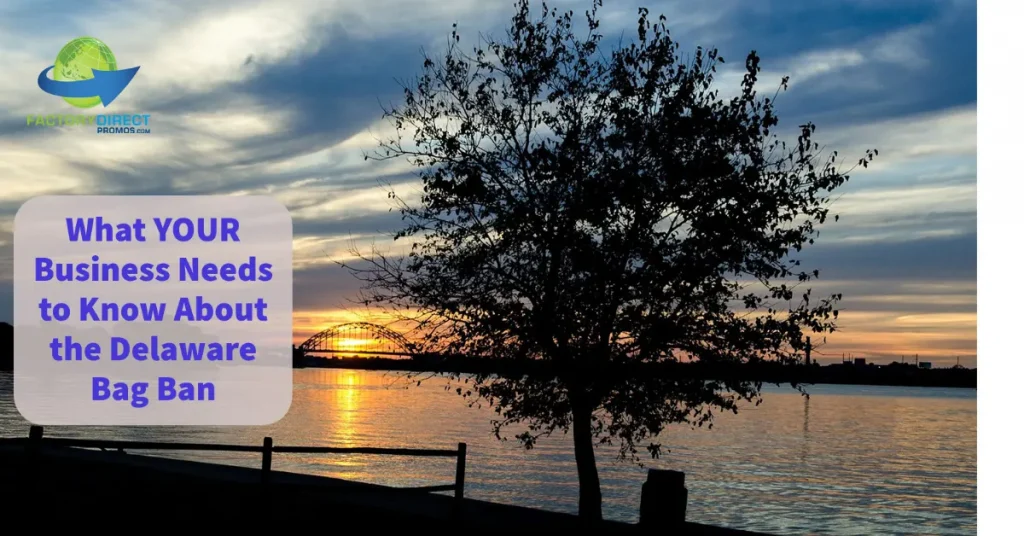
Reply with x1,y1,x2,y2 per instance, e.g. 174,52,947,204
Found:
349,0,876,521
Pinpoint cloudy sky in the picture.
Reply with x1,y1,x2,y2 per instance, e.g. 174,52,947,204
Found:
0,0,976,365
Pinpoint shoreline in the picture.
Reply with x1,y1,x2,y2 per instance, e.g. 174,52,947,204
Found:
294,357,978,389
0,365,978,390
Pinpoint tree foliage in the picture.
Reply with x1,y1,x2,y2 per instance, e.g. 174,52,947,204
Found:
347,0,876,519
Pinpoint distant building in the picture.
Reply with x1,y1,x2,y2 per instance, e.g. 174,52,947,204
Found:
854,357,867,367
919,362,932,369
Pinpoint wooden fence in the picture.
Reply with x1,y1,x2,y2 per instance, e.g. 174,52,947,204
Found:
14,425,466,501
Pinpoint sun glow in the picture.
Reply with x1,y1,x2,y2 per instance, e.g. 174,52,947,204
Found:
333,338,372,350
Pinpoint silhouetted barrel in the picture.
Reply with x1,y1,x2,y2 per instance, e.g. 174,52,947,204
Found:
639,469,688,529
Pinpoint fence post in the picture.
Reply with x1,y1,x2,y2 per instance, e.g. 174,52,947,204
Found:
639,469,688,530
450,442,466,521
455,442,466,500
27,425,43,459
20,426,44,491
261,437,273,484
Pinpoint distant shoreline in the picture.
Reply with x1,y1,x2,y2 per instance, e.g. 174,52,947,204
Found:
296,356,977,389
0,350,976,390
0,365,977,391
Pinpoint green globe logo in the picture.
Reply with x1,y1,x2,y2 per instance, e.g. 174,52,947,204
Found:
53,37,119,108
37,37,138,108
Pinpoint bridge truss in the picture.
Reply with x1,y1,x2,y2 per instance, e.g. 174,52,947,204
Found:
298,322,416,357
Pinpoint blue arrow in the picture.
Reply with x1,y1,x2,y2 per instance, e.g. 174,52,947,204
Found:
37,65,140,107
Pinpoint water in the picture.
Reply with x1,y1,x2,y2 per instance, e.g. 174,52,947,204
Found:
0,370,976,535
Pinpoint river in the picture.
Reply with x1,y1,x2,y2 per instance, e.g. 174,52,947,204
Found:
0,369,976,535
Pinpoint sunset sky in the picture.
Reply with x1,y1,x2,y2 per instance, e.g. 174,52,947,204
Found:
0,0,977,365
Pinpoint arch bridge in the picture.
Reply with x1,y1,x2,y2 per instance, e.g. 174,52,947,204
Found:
299,322,417,357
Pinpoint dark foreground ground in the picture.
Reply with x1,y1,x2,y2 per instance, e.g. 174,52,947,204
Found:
0,442,767,534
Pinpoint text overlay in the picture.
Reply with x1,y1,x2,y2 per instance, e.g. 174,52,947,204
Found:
13,195,293,425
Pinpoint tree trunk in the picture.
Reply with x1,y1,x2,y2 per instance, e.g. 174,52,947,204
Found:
571,400,602,523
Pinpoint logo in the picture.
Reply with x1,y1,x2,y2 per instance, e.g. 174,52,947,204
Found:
29,37,151,135
37,37,139,108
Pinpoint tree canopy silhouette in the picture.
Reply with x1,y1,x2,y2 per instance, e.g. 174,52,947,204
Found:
348,0,876,521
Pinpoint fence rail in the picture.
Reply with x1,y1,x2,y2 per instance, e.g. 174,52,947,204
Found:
9,425,466,502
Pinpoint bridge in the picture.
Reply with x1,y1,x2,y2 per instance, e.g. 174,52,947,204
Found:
297,322,418,358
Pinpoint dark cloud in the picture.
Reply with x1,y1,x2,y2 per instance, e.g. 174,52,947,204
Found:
764,277,976,315
0,115,44,141
767,9,976,127
794,232,976,281
702,0,944,59
293,209,406,238
842,167,977,194
40,23,427,197
285,233,979,319
0,231,977,326
600,0,976,130
1,0,977,211
820,210,977,242
150,23,424,165
292,259,372,312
